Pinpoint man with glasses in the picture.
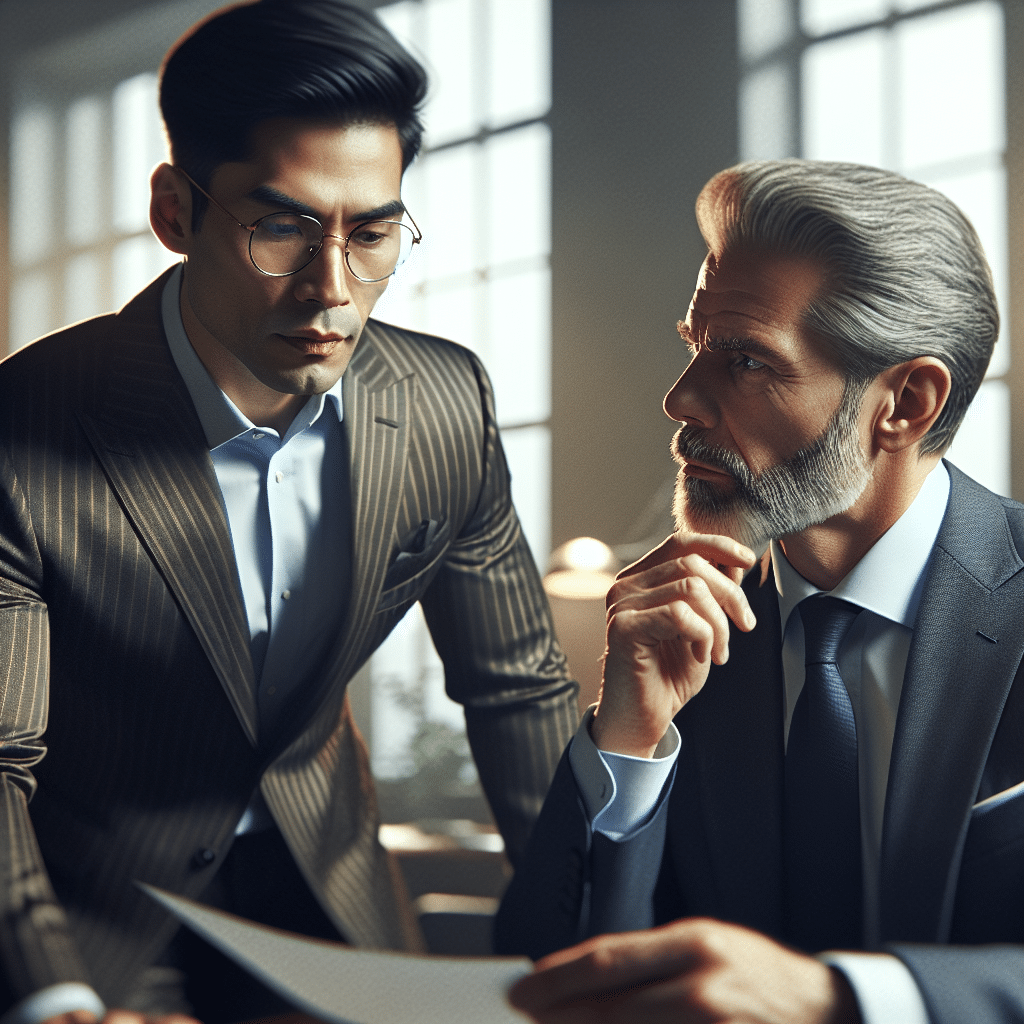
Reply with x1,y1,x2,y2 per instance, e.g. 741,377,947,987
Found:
0,3,576,1023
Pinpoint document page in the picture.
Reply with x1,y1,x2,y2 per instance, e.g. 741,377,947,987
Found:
140,884,532,1024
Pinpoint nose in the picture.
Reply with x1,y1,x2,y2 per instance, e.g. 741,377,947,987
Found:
663,350,717,428
292,234,353,308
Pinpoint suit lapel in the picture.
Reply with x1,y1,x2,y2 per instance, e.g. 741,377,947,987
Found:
265,330,415,754
78,275,258,745
879,464,1024,942
678,568,787,938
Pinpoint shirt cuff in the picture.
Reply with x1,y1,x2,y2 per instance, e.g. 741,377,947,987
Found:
0,984,106,1024
568,704,680,839
820,952,930,1024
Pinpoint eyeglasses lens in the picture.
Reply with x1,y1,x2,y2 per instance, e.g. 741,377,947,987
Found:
249,214,416,281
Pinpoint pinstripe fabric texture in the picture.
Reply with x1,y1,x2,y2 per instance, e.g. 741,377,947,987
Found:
0,270,578,1007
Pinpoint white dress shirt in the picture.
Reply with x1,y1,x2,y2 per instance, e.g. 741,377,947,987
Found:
569,462,952,1024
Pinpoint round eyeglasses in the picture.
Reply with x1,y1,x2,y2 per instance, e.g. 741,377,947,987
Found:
176,167,421,282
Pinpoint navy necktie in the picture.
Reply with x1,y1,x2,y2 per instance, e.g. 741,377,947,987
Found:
784,596,862,951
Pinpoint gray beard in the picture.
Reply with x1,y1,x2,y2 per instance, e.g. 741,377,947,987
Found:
672,381,872,555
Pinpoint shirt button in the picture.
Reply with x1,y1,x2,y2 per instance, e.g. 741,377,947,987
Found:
282,590,291,600
192,848,217,868
275,471,283,483
253,431,265,439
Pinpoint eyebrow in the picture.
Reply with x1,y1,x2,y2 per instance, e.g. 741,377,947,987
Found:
704,335,780,362
244,185,406,224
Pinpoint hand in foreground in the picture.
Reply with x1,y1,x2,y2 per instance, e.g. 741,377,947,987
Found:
43,1011,326,1024
593,532,757,756
42,1012,200,1024
508,918,861,1024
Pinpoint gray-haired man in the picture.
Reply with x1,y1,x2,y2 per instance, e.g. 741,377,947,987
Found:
497,160,1023,1024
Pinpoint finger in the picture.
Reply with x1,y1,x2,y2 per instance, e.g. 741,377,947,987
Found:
616,532,755,582
511,930,698,1014
609,557,756,639
102,1013,146,1024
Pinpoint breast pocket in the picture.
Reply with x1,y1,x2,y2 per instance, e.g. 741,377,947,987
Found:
950,783,1024,943
378,517,452,613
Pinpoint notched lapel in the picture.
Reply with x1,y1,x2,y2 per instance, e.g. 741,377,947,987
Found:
78,291,258,745
266,363,416,754
880,465,1024,943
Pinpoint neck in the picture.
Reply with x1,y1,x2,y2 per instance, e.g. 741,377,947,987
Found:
179,283,307,436
778,452,942,590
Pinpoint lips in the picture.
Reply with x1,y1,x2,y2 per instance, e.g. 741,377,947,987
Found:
280,331,350,357
673,429,740,483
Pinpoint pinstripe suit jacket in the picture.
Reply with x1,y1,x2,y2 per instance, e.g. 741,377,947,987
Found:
0,270,577,1007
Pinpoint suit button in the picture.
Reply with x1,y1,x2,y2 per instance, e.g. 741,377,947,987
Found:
192,848,217,868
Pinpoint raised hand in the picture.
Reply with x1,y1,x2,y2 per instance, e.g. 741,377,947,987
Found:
592,532,757,757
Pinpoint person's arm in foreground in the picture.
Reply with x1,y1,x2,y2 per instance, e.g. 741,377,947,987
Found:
506,533,862,1024
508,919,859,1024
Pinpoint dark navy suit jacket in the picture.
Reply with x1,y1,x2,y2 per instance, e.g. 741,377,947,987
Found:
497,464,1024,1024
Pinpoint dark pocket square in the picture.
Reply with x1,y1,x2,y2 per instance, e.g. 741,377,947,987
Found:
381,517,451,595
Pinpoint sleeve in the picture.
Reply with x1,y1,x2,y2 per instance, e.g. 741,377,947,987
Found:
0,985,106,1024
886,944,1024,1024
493,721,677,960
0,446,94,1004
570,705,679,839
418,351,578,866
821,952,930,1024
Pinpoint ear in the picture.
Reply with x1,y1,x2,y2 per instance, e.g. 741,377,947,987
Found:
872,357,952,454
149,163,193,255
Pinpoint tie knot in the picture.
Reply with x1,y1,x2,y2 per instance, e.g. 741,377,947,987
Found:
799,596,860,665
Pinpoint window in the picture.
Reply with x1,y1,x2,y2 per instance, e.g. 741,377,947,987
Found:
353,0,554,812
738,0,1010,496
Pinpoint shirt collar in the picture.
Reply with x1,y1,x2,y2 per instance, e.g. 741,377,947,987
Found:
161,264,343,450
772,461,951,633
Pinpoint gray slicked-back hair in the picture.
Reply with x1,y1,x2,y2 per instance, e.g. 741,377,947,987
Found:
695,160,998,454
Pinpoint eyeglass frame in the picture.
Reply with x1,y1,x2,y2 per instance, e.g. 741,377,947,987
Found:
174,166,422,283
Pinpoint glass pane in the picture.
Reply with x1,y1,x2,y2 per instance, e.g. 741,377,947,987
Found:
111,235,178,309
423,279,481,353
375,0,419,55
112,72,164,234
739,0,794,62
802,29,886,165
485,123,550,266
920,163,1008,378
423,0,477,146
64,252,104,326
10,104,55,267
487,0,550,126
486,268,550,427
500,424,550,565
66,95,105,246
10,270,55,351
896,1,1004,171
423,143,480,280
369,606,444,779
740,61,795,160
801,0,887,37
944,379,1009,497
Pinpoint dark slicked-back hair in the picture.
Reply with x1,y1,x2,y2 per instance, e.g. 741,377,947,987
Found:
695,160,999,454
160,0,427,228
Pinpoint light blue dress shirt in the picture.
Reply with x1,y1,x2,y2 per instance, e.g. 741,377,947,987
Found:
570,462,953,1024
161,266,352,831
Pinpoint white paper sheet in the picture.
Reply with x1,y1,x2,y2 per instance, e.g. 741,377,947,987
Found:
139,884,532,1024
